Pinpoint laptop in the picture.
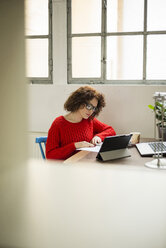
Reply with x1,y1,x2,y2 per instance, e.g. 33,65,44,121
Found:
96,134,132,161
136,141,166,156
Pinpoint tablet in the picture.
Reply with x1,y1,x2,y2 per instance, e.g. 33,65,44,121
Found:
96,134,132,161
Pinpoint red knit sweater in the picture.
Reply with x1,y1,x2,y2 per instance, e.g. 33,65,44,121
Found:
46,116,116,160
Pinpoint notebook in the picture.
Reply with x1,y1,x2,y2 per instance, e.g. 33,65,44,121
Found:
136,141,166,156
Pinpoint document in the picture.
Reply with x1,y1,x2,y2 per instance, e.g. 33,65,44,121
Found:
76,143,102,152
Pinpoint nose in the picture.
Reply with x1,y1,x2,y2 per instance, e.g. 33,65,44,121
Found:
88,108,93,113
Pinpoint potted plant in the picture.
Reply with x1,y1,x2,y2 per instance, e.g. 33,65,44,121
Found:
148,101,166,141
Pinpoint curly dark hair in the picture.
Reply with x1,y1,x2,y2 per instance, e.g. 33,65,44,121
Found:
64,86,105,118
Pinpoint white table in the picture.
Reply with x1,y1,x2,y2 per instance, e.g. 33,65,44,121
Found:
1,158,166,248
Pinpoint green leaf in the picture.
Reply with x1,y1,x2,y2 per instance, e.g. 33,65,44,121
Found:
156,101,163,108
148,104,154,110
148,101,166,122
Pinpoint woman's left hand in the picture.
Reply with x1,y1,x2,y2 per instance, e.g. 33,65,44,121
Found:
90,136,102,145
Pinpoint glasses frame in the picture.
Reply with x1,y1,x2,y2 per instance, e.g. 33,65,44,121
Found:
85,103,97,112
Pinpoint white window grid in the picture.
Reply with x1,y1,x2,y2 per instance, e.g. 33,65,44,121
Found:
67,0,166,85
25,0,53,84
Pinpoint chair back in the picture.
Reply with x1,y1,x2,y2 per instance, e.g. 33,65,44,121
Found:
35,136,47,159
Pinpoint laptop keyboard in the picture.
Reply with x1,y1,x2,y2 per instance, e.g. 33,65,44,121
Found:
149,142,166,152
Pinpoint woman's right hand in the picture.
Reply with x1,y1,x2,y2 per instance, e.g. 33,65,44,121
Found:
75,141,94,149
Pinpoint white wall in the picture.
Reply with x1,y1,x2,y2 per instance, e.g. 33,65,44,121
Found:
28,0,166,143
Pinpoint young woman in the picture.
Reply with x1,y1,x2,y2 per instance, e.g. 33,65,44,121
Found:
46,86,116,160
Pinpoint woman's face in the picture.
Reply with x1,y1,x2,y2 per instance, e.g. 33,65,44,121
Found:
78,97,98,119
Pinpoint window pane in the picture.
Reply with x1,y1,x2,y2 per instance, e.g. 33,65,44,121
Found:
147,0,166,31
72,37,101,78
25,0,48,35
72,0,101,34
107,36,143,80
107,0,144,32
26,39,48,77
147,35,166,80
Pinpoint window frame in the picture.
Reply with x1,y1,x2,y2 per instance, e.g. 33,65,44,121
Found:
67,0,166,85
25,0,53,84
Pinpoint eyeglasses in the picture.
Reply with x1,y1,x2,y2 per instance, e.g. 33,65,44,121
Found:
85,103,97,112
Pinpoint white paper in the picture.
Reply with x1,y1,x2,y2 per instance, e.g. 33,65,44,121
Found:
76,144,102,152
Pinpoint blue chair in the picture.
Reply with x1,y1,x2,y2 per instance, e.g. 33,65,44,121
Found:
35,136,47,159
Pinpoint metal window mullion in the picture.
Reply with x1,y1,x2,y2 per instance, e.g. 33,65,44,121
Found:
101,0,107,81
106,31,144,36
70,33,102,37
143,0,147,81
147,31,166,35
67,0,72,82
69,79,166,85
30,79,52,84
49,0,53,81
26,35,49,39
93,80,166,85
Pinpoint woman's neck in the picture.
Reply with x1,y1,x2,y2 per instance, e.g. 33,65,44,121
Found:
64,112,83,123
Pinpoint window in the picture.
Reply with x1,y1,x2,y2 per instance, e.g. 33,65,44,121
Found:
25,0,53,84
67,0,166,84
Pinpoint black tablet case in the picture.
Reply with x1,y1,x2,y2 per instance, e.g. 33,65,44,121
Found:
96,134,132,161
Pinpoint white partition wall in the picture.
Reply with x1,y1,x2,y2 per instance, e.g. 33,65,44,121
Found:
0,0,27,166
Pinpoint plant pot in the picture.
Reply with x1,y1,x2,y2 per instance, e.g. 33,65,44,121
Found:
157,124,166,141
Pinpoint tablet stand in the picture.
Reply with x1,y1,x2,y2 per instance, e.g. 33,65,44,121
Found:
97,148,131,161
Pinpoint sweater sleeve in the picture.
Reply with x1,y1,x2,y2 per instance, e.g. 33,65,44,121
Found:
46,122,76,160
93,118,116,141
